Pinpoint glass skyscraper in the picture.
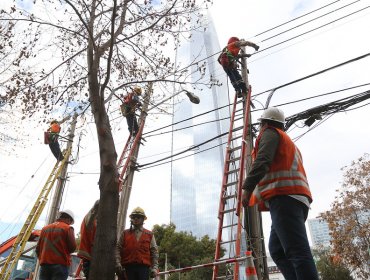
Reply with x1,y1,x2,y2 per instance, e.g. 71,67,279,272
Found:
170,14,230,239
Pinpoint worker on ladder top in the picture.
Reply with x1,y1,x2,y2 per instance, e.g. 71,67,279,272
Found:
45,115,70,161
218,36,259,98
121,87,142,137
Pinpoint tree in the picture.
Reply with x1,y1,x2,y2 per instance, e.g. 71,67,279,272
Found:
313,248,354,280
152,223,225,279
0,1,213,279
320,153,370,279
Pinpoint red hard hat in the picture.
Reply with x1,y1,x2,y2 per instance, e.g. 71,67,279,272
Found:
228,37,239,44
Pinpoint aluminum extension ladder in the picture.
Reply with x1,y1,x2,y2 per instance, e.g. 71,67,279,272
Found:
212,88,253,280
0,148,72,280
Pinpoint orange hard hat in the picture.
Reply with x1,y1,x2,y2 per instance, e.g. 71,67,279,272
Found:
228,37,239,44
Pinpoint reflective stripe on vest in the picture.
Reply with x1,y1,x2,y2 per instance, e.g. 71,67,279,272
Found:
77,217,97,260
120,229,152,267
38,222,72,266
249,126,312,209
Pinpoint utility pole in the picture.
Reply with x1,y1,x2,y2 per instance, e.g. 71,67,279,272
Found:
240,47,269,280
47,113,78,224
117,83,152,234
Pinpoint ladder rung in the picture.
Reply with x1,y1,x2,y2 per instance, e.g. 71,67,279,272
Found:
227,156,240,163
223,194,237,200
220,239,236,245
221,208,236,214
222,223,238,229
225,181,238,187
226,169,238,175
230,135,242,142
229,146,241,152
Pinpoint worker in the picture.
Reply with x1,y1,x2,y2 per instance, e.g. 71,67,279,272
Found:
218,36,259,98
241,107,319,280
46,115,70,161
121,87,142,137
36,209,77,280
115,207,159,280
77,200,99,279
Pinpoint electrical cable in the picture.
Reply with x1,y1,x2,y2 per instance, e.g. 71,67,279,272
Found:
253,52,370,98
260,0,362,43
253,0,342,37
254,5,370,54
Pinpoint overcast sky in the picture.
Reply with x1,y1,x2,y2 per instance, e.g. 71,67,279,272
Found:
1,0,369,250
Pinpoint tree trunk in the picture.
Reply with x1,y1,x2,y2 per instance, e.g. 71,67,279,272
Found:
88,55,119,280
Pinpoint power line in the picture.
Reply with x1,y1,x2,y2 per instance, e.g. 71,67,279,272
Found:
260,0,362,42
255,4,370,54
253,0,342,37
254,52,370,99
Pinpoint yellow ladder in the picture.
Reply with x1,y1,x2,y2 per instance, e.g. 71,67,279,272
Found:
0,148,72,280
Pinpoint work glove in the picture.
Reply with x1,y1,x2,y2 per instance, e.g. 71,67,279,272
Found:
150,268,158,278
242,189,252,208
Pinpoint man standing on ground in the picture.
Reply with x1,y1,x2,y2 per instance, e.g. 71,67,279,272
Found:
241,107,319,280
36,209,77,280
77,200,99,279
115,207,159,280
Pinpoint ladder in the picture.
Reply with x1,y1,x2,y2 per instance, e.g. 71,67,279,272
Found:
212,88,253,280
117,118,145,192
0,148,72,280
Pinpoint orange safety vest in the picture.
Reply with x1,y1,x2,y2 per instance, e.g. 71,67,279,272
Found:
120,229,152,267
249,126,313,211
77,217,97,261
37,221,73,266
227,41,240,57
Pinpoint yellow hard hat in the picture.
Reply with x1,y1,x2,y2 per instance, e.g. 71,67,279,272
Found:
133,87,142,95
129,207,147,220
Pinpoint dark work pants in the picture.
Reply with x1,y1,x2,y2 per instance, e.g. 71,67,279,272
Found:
118,264,149,280
126,113,139,136
268,196,319,280
82,260,91,279
49,141,64,161
223,67,247,93
39,264,69,280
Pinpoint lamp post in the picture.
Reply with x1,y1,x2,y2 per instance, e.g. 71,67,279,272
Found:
148,89,200,112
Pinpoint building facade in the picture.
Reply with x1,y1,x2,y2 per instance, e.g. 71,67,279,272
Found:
170,14,230,239
308,218,331,248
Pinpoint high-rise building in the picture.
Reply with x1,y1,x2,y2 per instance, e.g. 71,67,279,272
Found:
170,13,230,239
308,218,331,248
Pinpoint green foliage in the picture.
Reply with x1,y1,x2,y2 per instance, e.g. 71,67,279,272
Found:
320,153,370,279
152,223,225,279
313,249,354,280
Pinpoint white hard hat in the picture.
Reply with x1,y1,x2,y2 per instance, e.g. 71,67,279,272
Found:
258,107,285,124
59,209,75,224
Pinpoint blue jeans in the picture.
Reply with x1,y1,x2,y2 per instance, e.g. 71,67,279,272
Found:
268,196,319,280
39,264,69,280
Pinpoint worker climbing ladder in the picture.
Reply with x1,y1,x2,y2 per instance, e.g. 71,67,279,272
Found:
212,87,253,280
117,84,152,235
0,148,72,280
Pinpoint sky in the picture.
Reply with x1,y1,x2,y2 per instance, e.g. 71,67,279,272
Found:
1,0,370,253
